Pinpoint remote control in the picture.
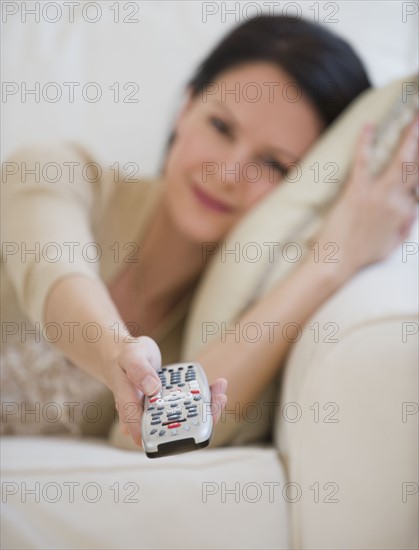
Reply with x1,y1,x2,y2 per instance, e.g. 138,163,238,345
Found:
141,362,213,458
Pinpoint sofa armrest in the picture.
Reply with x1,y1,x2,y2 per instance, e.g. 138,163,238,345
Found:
274,238,418,549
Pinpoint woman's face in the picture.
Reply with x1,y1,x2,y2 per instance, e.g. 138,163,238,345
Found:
162,61,325,243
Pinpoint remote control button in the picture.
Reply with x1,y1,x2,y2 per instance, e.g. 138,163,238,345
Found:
191,390,200,394
157,405,165,410
164,391,185,401
151,420,162,425
165,385,173,389
150,428,158,435
149,395,161,403
170,403,178,408
187,413,198,418
193,395,202,401
147,406,155,411
152,411,164,416
168,422,181,429
159,430,166,436
188,365,194,369
178,383,185,387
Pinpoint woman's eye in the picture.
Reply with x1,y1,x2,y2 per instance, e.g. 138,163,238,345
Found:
209,116,230,136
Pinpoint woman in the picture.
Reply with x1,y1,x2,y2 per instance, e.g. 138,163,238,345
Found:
2,15,417,447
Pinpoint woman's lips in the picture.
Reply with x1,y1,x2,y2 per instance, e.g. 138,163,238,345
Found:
191,183,235,213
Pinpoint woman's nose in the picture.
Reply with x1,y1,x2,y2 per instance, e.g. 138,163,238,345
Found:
218,145,251,187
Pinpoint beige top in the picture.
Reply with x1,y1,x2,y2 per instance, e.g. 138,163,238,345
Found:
1,142,194,361
1,142,196,437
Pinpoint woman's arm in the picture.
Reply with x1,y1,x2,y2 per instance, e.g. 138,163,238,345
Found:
194,117,419,445
194,257,343,442
43,274,162,390
43,274,227,444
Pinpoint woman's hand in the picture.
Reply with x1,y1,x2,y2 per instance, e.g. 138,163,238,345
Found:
105,336,228,446
313,115,418,281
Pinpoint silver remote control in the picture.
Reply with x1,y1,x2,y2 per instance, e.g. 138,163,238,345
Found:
141,362,213,458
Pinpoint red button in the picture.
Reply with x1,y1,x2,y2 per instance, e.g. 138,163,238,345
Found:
168,423,181,429
191,390,200,394
149,397,159,403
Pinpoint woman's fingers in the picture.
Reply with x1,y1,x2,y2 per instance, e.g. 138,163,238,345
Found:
397,114,419,166
346,123,375,190
210,377,228,396
106,336,164,447
381,114,419,192
209,378,228,424
117,336,162,396
349,116,419,193
113,371,144,446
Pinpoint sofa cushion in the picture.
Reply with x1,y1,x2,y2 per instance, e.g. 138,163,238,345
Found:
1,436,289,550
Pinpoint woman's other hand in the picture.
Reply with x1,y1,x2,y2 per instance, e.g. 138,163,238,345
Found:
105,337,228,446
314,115,418,281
